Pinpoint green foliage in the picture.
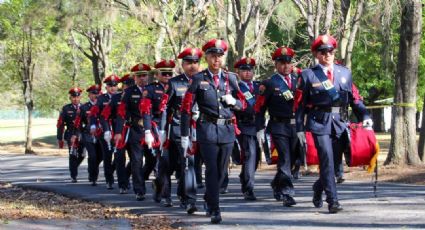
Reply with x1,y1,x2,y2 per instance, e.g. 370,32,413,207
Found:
0,0,423,115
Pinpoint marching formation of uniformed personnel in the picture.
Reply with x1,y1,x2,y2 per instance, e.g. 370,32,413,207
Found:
56,33,376,224
57,87,85,183
115,63,151,201
294,34,372,213
234,57,260,201
89,75,120,189
165,47,203,213
255,47,298,207
74,85,102,186
180,38,246,224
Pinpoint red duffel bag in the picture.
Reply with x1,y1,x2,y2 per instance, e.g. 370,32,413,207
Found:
305,123,379,172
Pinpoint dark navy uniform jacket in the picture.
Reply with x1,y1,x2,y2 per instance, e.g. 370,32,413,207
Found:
57,103,81,141
115,85,145,143
90,93,114,132
235,80,260,136
141,82,167,131
180,69,246,144
100,92,122,134
255,73,298,137
295,64,370,135
166,74,191,140
75,101,97,143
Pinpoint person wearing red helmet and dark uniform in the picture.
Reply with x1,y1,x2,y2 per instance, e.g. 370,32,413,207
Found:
140,59,176,207
294,34,372,213
114,63,151,201
180,39,246,224
100,74,134,194
89,74,120,190
164,47,202,213
57,87,85,183
234,57,261,201
254,47,298,207
73,85,102,186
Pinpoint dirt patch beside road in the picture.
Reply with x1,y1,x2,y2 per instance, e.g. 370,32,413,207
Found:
0,182,177,230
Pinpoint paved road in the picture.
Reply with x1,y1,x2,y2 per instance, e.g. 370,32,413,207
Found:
1,154,425,229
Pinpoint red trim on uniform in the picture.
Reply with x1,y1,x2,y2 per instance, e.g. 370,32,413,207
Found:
116,125,129,149
117,103,126,119
56,114,63,128
89,105,100,118
232,116,241,135
254,95,266,113
352,84,363,104
139,98,152,115
74,115,81,129
181,92,193,114
159,93,169,112
101,104,112,120
236,90,247,110
293,89,303,112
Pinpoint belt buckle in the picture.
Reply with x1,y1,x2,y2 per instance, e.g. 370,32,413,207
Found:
216,118,225,125
290,119,295,125
138,119,144,127
331,107,340,113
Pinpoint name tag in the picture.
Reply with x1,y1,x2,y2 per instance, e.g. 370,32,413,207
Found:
312,83,322,88
243,91,253,100
103,102,109,105
200,81,209,85
322,79,334,90
281,90,294,100
177,87,187,94
131,95,140,98
67,111,73,113
155,90,163,94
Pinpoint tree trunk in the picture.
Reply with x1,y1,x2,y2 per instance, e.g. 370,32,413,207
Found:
385,0,422,165
24,103,34,154
91,57,102,85
344,0,365,69
418,98,425,160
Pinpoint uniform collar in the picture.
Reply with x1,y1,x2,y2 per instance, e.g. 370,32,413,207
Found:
318,63,334,74
89,100,96,105
240,80,253,88
207,68,222,78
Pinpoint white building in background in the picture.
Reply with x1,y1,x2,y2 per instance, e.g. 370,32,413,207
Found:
371,98,422,132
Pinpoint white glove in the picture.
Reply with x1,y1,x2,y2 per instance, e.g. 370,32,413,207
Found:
297,132,306,146
192,111,200,121
103,131,112,142
256,129,265,144
221,94,236,106
181,136,190,153
362,118,373,130
158,130,166,147
144,130,155,149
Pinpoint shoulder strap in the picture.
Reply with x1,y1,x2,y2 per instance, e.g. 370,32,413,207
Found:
271,74,293,101
312,68,340,102
239,82,256,106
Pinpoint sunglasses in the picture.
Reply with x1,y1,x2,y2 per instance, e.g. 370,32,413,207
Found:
319,49,335,55
161,72,173,76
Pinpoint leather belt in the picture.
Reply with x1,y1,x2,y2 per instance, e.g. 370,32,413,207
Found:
238,116,255,123
200,114,234,125
270,116,295,125
313,106,341,113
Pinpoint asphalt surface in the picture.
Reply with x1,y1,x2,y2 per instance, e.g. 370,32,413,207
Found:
1,154,425,229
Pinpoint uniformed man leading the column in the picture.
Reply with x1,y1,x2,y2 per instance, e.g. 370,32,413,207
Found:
180,38,246,224
294,34,372,213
